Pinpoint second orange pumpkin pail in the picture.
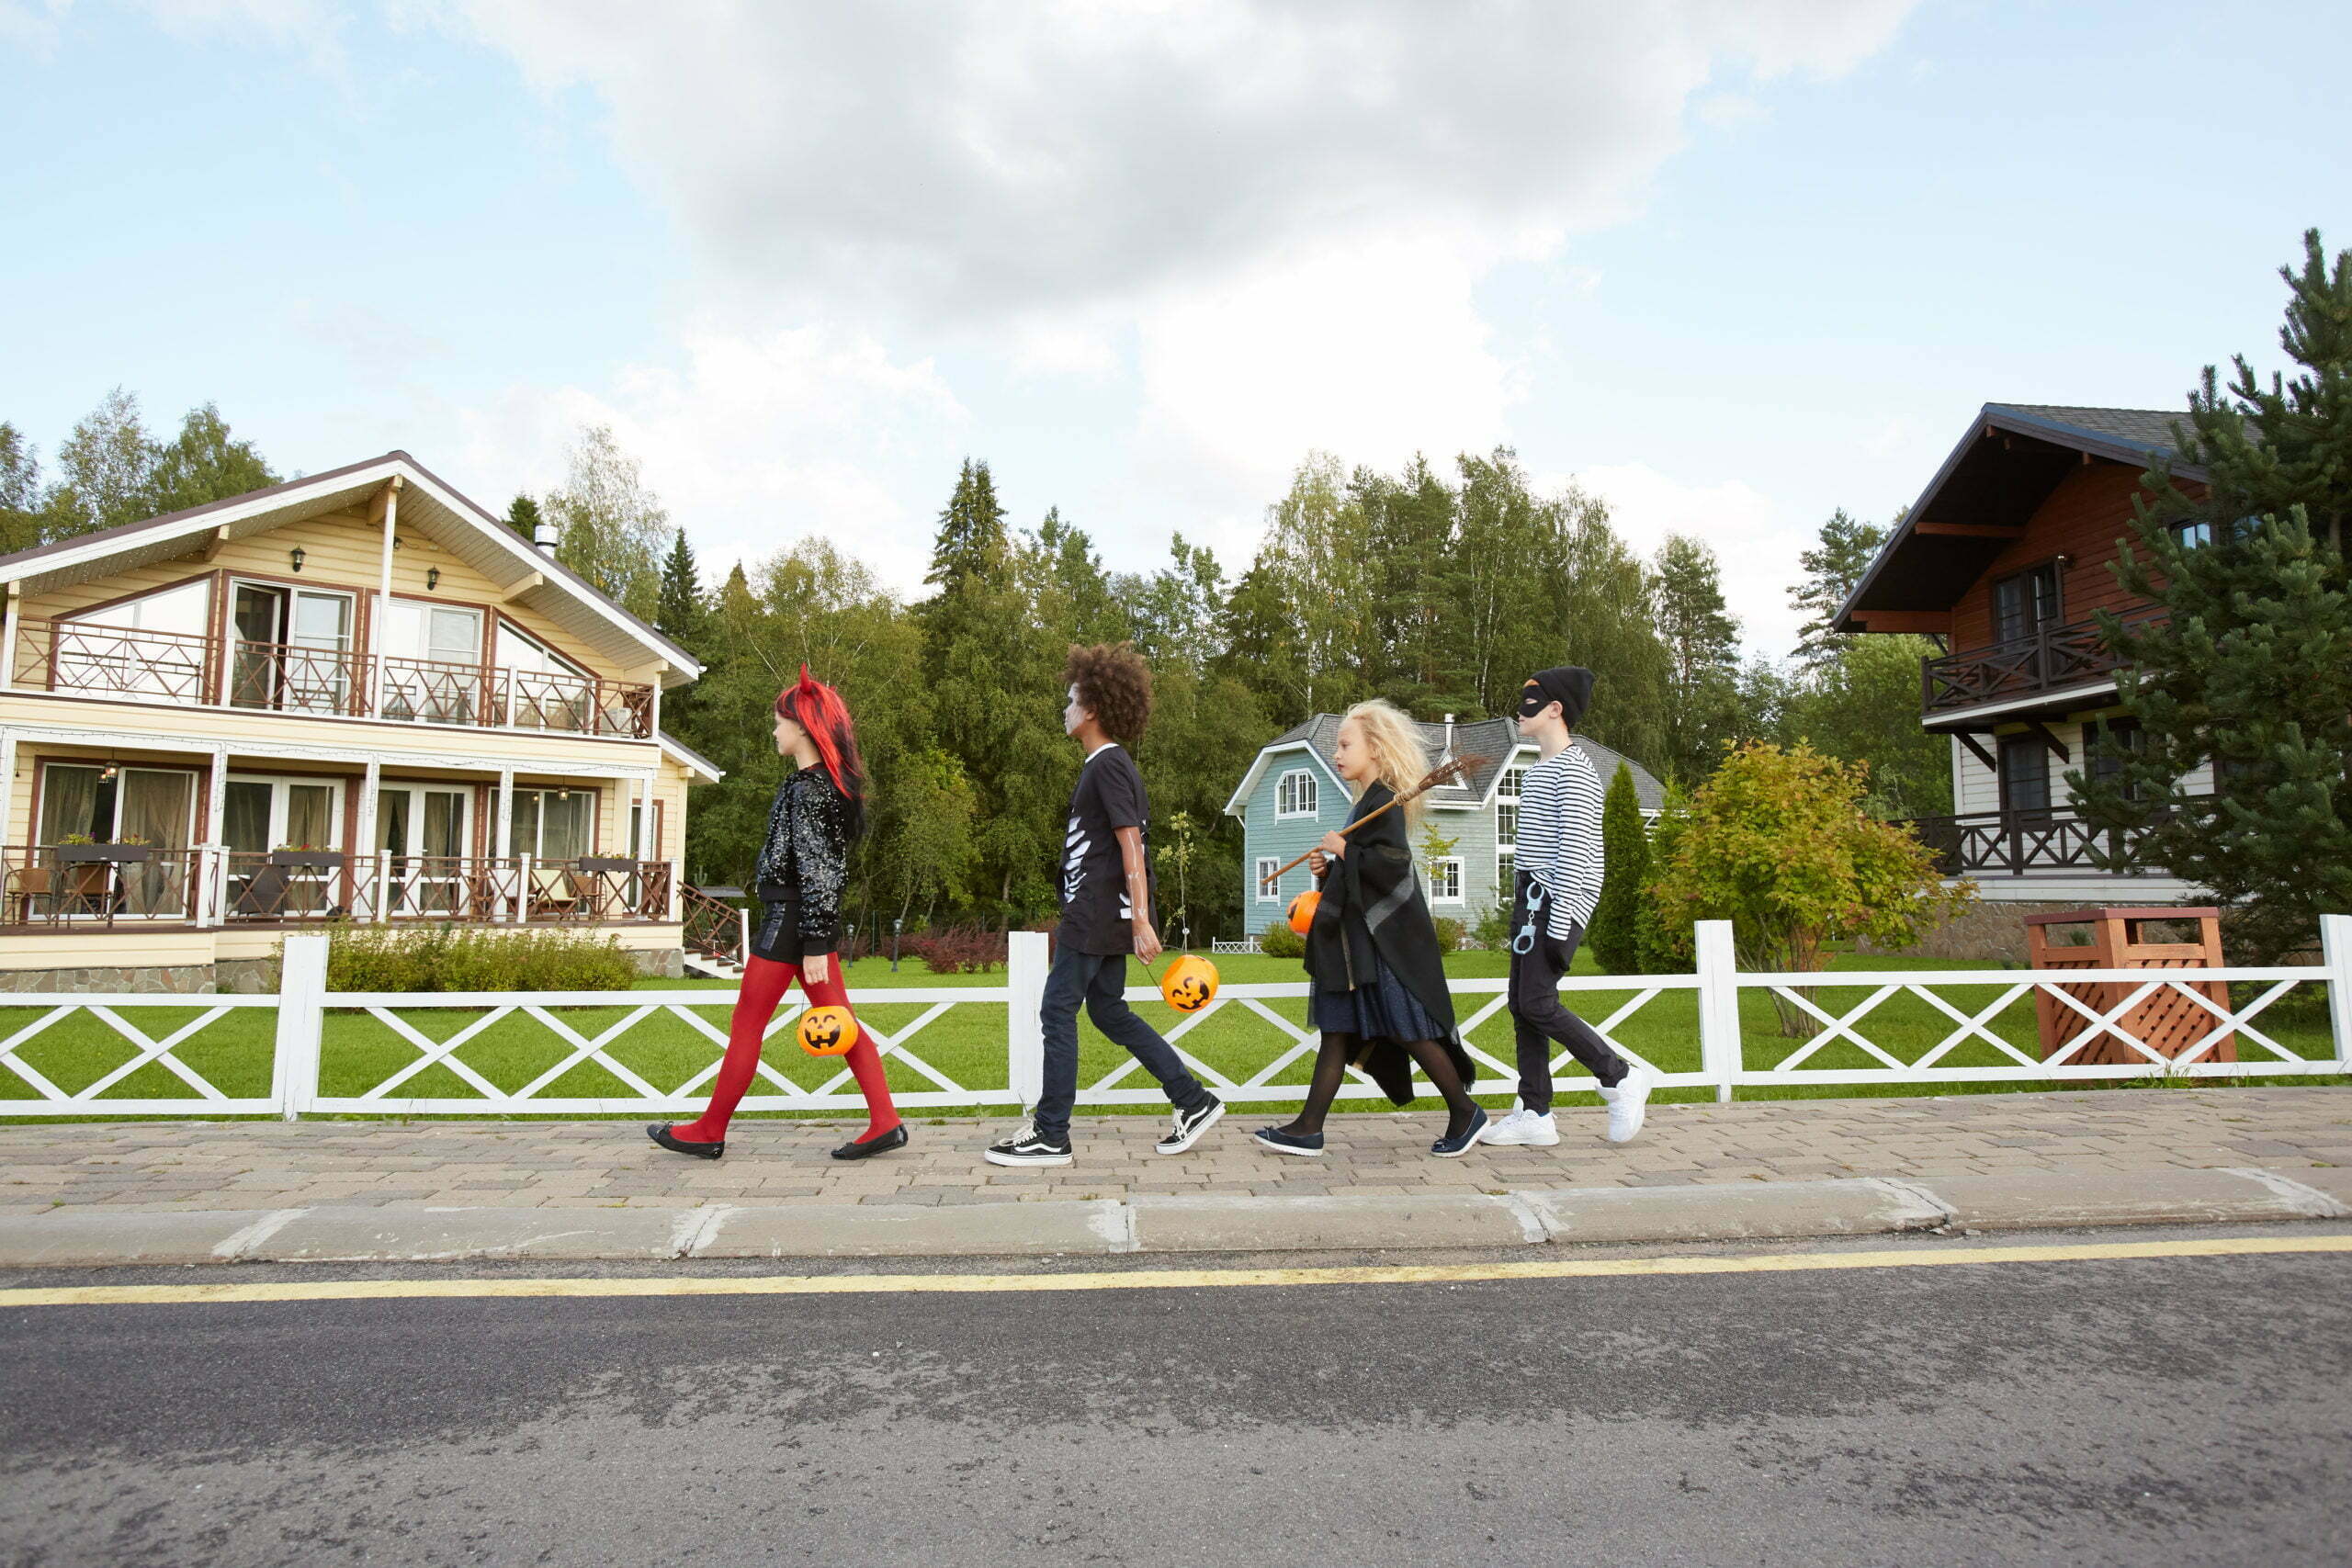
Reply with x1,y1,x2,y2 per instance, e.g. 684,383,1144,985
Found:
1160,954,1219,1013
1287,890,1321,934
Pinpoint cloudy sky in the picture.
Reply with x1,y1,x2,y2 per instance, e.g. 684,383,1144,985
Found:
5,1,2346,655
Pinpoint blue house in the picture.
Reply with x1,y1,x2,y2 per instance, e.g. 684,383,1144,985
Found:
1224,714,1667,939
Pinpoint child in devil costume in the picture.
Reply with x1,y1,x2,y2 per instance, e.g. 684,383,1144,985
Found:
1482,665,1652,1146
649,668,904,1162
1252,699,1487,1158
985,643,1224,1168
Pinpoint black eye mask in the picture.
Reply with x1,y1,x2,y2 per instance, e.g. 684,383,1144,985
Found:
1518,666,1595,728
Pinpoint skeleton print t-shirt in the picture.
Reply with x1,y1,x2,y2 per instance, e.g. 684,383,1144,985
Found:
1058,742,1158,955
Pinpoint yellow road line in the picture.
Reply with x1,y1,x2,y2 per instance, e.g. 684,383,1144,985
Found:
3,1234,2348,1309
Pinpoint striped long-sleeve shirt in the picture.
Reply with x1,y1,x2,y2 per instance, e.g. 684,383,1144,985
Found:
1516,744,1605,936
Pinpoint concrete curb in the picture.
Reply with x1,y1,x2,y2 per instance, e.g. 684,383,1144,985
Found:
3,1167,2346,1269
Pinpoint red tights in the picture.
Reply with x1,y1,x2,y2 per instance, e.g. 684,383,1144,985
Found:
668,955,900,1145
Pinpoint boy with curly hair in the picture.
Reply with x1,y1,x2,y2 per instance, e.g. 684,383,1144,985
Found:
986,643,1225,1166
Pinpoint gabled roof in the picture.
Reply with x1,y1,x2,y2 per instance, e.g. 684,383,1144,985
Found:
1225,714,1667,818
0,451,703,684
659,730,725,784
1835,403,2206,632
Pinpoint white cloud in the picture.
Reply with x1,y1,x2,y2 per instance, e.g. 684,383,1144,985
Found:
449,324,969,592
1572,462,1815,660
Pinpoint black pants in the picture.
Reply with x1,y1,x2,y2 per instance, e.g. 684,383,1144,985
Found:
1507,874,1627,1114
1032,943,1211,1145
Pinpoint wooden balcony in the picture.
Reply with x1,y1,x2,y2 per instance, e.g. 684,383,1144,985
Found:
0,846,677,929
9,619,657,739
1903,807,2175,878
1920,609,2164,717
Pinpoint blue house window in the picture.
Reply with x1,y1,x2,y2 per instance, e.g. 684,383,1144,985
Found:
1255,857,1281,902
1275,770,1318,818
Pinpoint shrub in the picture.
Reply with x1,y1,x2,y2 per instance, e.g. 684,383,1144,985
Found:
322,925,640,992
1469,900,1513,952
1430,916,1466,952
904,924,1008,975
1257,921,1306,959
1588,762,1651,975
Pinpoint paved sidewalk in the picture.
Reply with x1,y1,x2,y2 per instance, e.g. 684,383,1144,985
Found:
4,1088,2347,1213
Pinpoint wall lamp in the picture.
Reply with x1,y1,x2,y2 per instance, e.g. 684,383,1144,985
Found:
288,547,306,573
426,567,441,592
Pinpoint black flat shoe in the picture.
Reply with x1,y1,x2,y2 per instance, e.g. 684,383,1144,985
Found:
647,1122,724,1160
831,1123,908,1160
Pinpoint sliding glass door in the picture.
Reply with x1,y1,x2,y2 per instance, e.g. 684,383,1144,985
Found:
230,582,357,715
379,784,470,915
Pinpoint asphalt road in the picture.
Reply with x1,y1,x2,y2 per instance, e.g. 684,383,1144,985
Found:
3,1230,2348,1568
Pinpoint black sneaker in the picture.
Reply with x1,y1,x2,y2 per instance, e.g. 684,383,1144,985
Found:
984,1119,1073,1168
1156,1096,1226,1155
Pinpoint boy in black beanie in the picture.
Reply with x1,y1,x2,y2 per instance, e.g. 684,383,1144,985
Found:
1483,665,1651,1145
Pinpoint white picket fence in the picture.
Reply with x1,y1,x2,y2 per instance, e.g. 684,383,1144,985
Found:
3,919,2348,1121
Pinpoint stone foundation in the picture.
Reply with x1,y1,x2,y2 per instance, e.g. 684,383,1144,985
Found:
0,965,221,995
627,947,684,979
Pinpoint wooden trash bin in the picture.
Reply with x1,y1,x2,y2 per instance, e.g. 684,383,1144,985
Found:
2025,907,2233,1066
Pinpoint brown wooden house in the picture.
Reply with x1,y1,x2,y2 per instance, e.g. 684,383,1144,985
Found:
1834,404,2208,906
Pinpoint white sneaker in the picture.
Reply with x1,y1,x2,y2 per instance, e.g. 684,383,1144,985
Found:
1598,1066,1652,1144
1481,1108,1560,1146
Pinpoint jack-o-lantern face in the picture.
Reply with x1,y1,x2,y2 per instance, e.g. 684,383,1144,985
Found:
1160,955,1219,1014
797,1004,859,1057
1287,890,1321,935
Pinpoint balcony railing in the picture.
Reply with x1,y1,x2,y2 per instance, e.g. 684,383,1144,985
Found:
0,847,677,928
1903,807,2177,878
9,619,657,739
1921,609,2165,716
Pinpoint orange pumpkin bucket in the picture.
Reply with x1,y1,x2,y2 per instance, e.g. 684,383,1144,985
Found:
796,1005,859,1057
1287,889,1321,934
1159,954,1219,1013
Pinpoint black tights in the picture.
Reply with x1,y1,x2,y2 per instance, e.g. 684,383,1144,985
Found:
1279,1032,1480,1141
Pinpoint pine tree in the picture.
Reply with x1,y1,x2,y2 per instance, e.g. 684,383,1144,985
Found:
1651,533,1743,785
655,529,707,649
507,494,544,544
1789,508,1891,669
2071,230,2352,962
1587,762,1651,975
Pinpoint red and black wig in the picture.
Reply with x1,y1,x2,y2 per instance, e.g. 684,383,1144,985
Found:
777,666,869,840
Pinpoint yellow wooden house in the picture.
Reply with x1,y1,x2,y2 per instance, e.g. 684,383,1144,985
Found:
0,451,723,992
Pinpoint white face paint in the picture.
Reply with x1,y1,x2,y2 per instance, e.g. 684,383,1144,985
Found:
1064,683,1089,739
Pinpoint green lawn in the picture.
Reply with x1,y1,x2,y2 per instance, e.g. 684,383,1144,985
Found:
0,947,2338,1121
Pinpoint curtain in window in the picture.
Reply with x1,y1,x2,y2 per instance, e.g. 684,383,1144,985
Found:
39,765,102,846
286,784,334,850
118,770,193,916
538,792,592,862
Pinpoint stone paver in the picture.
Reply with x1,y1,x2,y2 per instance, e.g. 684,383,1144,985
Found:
0,1089,2344,1213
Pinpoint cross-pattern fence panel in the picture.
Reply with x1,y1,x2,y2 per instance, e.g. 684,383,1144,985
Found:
4,920,2347,1120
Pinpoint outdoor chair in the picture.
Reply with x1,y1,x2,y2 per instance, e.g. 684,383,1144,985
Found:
5,865,51,924
529,866,583,921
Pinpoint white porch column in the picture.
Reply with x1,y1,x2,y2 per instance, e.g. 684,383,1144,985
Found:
355,759,381,919
0,731,17,853
648,677,662,740
494,769,515,921
0,581,19,693
367,477,401,720
198,745,227,928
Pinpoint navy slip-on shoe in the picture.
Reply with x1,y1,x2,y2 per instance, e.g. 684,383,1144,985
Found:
1252,1126,1326,1157
647,1122,724,1160
1430,1107,1489,1158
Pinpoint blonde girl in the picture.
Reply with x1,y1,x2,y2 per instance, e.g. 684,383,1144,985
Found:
1252,699,1485,1158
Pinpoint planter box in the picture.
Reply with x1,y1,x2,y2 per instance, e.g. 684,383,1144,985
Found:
270,851,345,869
575,857,639,874
54,844,151,863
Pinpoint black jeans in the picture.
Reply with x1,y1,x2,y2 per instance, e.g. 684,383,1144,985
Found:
1032,944,1211,1145
1507,874,1627,1114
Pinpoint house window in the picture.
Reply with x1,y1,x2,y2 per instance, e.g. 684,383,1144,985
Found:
2172,519,2213,551
1992,563,2061,643
1497,848,1514,893
499,623,594,731
229,581,357,714
380,601,488,725
1255,857,1280,902
1997,736,2052,817
1429,857,1464,904
510,786,594,862
54,580,211,700
1496,763,1526,849
35,762,198,917
2084,716,2147,803
1275,770,1318,818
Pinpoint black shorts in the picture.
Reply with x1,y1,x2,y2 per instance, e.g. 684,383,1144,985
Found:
749,897,810,965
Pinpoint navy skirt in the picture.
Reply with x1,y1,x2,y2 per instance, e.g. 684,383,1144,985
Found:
1308,948,1445,1044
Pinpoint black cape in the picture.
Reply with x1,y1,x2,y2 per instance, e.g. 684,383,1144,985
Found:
1301,782,1476,1103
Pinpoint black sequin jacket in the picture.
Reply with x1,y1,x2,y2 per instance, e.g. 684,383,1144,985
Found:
753,766,851,951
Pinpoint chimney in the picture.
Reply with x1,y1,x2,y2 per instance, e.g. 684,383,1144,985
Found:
1441,714,1454,762
533,519,559,557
